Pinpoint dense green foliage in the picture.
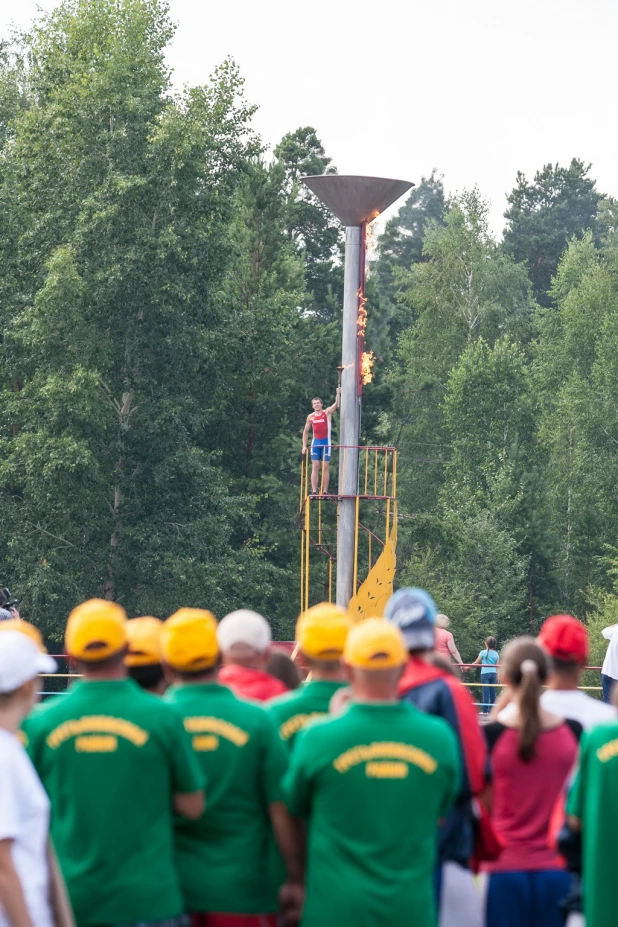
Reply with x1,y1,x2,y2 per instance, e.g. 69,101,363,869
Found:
2,0,618,661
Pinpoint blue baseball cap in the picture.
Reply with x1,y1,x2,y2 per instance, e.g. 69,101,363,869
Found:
384,588,438,651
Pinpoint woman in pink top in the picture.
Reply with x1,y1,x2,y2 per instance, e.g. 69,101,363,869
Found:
433,614,463,667
482,637,580,927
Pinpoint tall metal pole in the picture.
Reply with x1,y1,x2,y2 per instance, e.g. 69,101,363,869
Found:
300,176,413,609
336,226,362,607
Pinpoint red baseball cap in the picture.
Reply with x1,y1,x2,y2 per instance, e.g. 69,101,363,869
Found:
538,614,589,663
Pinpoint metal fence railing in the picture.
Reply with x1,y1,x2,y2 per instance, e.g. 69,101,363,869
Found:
39,656,609,712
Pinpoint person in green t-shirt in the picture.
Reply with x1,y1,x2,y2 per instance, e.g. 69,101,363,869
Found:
281,618,460,927
268,602,351,752
567,721,618,927
161,608,302,927
24,599,205,927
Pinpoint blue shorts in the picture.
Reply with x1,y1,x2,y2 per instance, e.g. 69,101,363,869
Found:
311,439,331,462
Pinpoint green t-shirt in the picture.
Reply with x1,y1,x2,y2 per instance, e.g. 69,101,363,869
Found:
25,678,203,926
268,679,346,751
567,721,618,927
284,701,460,927
165,682,288,914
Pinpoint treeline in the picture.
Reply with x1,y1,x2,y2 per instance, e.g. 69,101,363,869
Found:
377,169,618,662
1,0,618,660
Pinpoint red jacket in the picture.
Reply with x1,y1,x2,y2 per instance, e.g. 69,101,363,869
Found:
398,657,486,795
398,657,487,865
219,664,288,702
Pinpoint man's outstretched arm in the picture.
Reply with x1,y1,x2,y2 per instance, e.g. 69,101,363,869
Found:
326,387,341,416
301,416,312,454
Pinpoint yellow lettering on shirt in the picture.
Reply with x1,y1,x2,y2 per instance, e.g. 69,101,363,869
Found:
333,741,437,775
366,761,408,779
17,730,28,748
183,716,249,747
597,738,618,763
46,716,149,749
280,712,323,741
75,735,118,753
192,735,219,751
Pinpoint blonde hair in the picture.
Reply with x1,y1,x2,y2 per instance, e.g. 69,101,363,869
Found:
435,614,450,629
501,636,549,762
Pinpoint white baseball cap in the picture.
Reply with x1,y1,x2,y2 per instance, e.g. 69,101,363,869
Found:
217,609,271,655
0,630,57,693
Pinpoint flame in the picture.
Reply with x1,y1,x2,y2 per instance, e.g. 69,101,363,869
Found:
361,350,376,385
357,290,368,335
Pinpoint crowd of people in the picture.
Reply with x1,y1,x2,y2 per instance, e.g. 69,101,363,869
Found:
0,591,617,927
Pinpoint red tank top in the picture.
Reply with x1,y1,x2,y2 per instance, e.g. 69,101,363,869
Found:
312,411,329,440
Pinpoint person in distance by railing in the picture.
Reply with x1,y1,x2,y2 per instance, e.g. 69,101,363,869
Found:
468,636,500,715
434,613,464,671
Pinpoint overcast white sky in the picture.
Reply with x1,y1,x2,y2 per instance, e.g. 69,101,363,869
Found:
2,0,617,235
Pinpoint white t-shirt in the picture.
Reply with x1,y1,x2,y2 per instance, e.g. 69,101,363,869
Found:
540,689,616,729
0,729,53,927
602,625,618,679
498,689,616,730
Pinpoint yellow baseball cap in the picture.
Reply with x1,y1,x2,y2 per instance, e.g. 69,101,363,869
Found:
0,619,47,653
160,608,218,672
125,617,163,667
296,603,352,660
344,618,407,670
65,599,127,662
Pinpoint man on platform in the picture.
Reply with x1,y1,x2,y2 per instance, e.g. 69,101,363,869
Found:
301,390,341,496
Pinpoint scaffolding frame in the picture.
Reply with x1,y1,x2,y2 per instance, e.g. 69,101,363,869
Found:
299,445,397,612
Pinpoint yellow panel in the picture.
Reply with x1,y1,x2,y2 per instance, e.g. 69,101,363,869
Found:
348,522,397,623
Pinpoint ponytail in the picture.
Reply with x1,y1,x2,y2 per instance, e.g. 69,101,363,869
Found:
518,659,541,761
501,637,549,762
